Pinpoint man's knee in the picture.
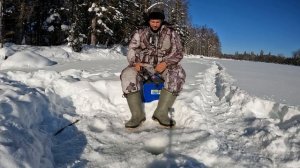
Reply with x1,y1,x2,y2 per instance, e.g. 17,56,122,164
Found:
165,65,186,79
120,67,140,94
164,65,186,93
121,67,137,80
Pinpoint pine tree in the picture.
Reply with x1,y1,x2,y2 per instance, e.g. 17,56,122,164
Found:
68,0,89,52
68,23,83,52
24,0,36,44
42,7,63,45
88,1,123,46
151,0,190,47
15,0,25,44
2,0,22,44
117,0,145,44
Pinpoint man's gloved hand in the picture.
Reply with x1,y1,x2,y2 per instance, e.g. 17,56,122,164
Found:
155,62,167,73
134,63,143,72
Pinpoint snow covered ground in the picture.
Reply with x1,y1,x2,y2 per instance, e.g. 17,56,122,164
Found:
0,44,299,168
216,59,300,106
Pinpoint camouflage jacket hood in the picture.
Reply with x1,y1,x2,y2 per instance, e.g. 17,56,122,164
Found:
127,25,183,67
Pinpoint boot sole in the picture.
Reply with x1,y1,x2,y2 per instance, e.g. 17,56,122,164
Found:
125,118,146,129
152,116,175,128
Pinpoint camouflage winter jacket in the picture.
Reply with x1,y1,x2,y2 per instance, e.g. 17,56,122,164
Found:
127,25,183,67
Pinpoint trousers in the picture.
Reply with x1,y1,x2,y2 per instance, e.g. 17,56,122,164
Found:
120,64,186,95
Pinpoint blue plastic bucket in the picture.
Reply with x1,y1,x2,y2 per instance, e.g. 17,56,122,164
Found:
142,82,164,102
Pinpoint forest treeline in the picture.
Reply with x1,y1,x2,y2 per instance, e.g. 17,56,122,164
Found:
222,49,300,66
0,0,221,56
0,0,299,66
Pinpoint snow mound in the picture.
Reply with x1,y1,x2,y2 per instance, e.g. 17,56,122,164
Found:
144,136,169,155
29,46,71,60
0,47,15,60
0,76,54,167
0,73,87,167
211,62,300,167
0,51,57,70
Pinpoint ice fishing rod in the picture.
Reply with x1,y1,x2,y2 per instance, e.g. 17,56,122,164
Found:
138,63,164,83
53,119,80,136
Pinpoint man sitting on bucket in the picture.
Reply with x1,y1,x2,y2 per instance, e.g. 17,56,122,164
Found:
120,7,186,128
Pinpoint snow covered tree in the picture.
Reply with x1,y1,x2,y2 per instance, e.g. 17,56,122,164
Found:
2,0,57,45
88,1,123,46
68,23,84,52
68,0,89,52
141,0,152,13
115,0,146,44
168,0,189,46
136,1,151,23
2,0,14,43
42,8,64,45
186,25,221,57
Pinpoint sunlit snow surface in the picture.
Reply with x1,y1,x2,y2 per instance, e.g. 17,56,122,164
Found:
0,44,299,168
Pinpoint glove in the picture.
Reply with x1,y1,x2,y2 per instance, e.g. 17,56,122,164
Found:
155,62,167,73
134,63,143,72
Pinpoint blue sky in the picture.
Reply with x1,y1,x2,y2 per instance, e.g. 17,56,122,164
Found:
188,0,300,57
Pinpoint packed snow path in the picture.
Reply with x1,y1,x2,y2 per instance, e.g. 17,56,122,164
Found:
0,46,299,167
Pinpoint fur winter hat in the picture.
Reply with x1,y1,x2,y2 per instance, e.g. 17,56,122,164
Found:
148,8,165,21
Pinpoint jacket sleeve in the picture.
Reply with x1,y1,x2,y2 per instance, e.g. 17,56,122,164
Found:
163,31,183,66
127,31,141,66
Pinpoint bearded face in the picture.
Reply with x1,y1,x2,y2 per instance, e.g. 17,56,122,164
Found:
149,19,162,32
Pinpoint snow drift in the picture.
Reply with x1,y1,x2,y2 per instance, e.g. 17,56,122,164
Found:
0,50,57,70
0,76,54,168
